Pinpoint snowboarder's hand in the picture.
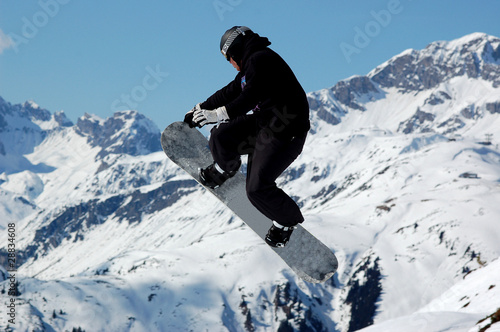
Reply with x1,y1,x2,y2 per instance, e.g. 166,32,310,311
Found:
184,104,202,128
193,106,229,127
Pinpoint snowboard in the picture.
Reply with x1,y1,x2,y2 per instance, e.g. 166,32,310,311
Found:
161,121,338,283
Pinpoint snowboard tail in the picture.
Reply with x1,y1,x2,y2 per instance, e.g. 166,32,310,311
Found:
161,121,338,283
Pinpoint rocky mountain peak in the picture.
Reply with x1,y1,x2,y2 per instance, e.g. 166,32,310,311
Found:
368,32,500,91
308,33,500,134
76,110,161,158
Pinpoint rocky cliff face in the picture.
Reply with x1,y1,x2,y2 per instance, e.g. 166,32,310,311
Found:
76,111,161,158
369,32,500,90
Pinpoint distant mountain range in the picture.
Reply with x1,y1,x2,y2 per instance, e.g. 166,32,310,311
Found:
1,32,499,332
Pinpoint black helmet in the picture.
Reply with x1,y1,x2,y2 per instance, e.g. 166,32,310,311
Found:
220,26,252,61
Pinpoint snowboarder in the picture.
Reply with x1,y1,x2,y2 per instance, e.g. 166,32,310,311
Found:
184,26,310,248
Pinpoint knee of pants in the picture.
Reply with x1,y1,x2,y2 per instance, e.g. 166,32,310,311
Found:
211,122,241,142
246,178,272,203
246,179,259,202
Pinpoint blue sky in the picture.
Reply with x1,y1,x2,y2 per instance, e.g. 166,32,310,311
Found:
1,0,500,128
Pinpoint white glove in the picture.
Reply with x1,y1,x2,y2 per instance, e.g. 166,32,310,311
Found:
187,103,201,115
184,103,202,128
193,106,229,127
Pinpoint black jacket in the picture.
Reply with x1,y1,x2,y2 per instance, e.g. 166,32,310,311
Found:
200,33,310,140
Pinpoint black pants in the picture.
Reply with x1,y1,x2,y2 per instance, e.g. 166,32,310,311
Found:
209,115,306,227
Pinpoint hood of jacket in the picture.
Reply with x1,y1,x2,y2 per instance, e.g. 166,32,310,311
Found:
238,33,271,69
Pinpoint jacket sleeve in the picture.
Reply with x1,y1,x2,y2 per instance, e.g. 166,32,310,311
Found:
200,73,242,111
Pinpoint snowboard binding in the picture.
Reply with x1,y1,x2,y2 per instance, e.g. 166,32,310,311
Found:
199,163,236,189
265,221,297,248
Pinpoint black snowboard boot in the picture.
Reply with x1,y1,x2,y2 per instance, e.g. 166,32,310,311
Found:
265,221,297,248
199,163,236,189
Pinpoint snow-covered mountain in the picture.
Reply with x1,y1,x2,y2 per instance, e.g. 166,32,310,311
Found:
1,32,499,331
